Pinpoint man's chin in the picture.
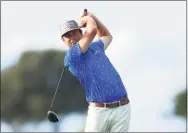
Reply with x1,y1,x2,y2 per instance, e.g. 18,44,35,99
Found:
71,42,77,46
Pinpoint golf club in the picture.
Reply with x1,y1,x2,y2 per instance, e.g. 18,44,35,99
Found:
47,9,88,123
47,66,66,123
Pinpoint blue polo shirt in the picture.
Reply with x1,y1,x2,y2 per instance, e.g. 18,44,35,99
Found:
64,39,128,103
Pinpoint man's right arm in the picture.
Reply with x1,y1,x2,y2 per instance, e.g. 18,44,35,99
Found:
78,16,97,53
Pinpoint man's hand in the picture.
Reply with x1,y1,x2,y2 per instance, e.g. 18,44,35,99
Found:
80,11,96,21
79,9,89,28
79,16,88,28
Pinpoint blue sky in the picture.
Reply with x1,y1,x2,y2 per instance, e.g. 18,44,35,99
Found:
1,1,186,132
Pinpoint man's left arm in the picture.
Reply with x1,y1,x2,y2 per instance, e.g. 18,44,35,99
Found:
84,12,113,51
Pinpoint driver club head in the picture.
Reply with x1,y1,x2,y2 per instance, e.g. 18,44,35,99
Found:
47,111,59,123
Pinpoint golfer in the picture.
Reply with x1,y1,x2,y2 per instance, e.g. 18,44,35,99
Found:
60,10,131,132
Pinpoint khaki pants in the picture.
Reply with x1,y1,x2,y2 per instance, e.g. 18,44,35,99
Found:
85,103,131,132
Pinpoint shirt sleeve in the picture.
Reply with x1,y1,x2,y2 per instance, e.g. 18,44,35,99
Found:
92,39,105,51
69,43,84,64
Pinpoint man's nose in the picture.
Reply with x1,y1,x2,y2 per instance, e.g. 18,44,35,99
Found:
70,36,76,42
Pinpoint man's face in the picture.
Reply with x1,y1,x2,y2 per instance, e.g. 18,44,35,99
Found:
61,29,82,48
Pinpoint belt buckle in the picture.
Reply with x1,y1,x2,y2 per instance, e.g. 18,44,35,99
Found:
104,103,107,108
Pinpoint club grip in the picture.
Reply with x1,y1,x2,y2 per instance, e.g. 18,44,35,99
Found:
84,9,87,13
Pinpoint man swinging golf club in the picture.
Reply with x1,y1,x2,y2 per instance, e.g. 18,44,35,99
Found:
48,9,131,132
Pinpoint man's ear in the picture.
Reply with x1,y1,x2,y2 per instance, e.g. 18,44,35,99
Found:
61,36,65,41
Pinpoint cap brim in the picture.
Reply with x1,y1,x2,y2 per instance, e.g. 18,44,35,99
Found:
61,27,81,36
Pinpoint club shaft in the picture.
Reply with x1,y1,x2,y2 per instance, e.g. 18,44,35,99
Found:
49,66,66,110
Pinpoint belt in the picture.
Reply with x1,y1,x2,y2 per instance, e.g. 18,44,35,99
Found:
89,97,129,108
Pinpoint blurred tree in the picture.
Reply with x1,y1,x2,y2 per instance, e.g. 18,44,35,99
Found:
1,50,88,131
174,89,187,118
